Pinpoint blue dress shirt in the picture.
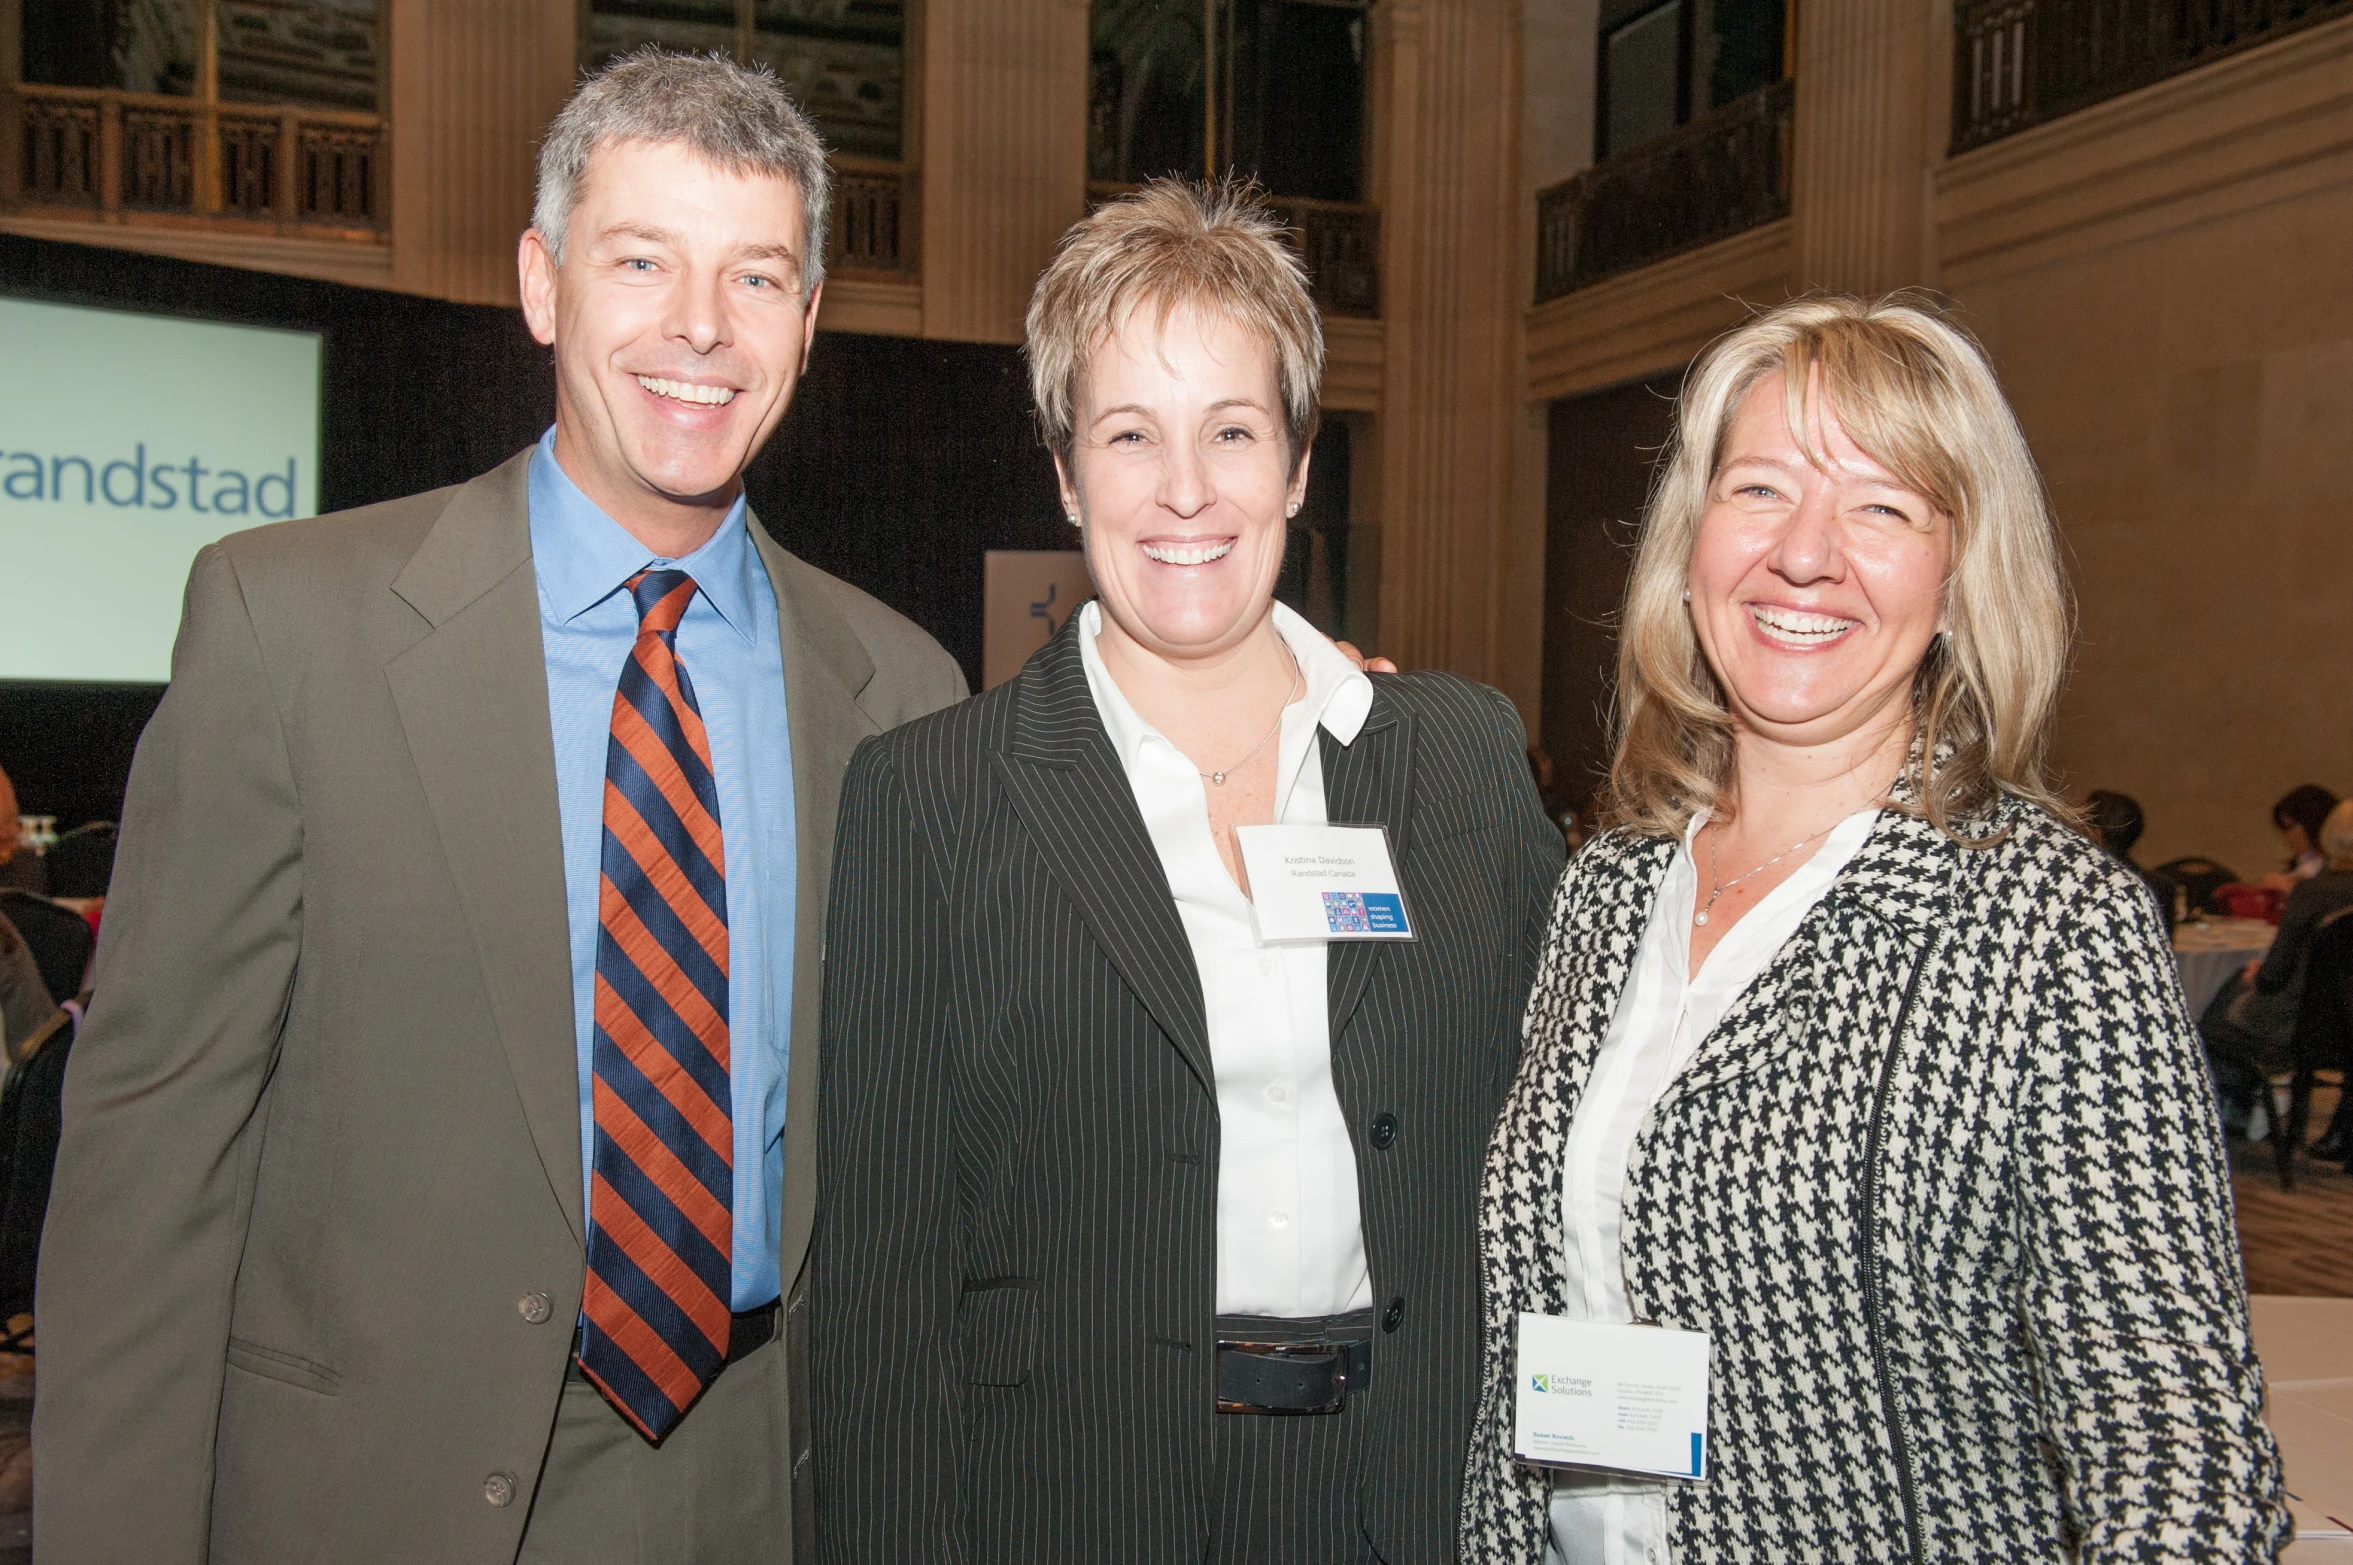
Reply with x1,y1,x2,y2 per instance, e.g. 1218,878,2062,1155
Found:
527,429,796,1310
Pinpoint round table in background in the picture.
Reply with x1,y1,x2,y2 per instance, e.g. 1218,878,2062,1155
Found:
2174,917,2278,1021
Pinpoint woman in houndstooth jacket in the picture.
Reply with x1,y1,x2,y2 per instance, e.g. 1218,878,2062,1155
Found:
1461,297,2289,1564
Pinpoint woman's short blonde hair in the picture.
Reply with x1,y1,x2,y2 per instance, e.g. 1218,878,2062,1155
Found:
2320,800,2353,871
1605,294,2072,842
1025,178,1323,465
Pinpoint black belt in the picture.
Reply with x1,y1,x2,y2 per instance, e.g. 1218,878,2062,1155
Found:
1214,1310,1374,1415
566,1299,780,1382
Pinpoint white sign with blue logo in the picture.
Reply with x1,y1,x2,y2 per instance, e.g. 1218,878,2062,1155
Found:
1513,1312,1710,1482
0,294,321,683
1234,824,1415,945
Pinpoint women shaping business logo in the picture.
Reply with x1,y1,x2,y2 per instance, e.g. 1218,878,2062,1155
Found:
0,293,321,682
1,444,303,519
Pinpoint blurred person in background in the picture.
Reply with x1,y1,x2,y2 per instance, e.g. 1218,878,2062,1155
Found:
814,180,1563,1565
1462,296,2285,1561
2260,783,2339,892
0,762,40,893
36,50,963,1564
1526,744,1586,848
2084,787,2167,924
0,763,63,1050
2206,798,2353,1138
0,908,49,1061
2297,800,2353,1162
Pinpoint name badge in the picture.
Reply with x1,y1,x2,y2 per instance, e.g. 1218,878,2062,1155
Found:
1513,1313,1710,1481
1234,824,1416,945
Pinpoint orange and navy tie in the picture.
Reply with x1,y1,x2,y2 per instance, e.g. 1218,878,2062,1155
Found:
577,568,733,1443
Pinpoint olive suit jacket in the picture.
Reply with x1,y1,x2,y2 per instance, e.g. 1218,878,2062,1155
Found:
33,450,967,1563
813,623,1566,1564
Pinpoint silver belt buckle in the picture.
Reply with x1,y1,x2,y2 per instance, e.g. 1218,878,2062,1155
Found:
1213,1338,1350,1415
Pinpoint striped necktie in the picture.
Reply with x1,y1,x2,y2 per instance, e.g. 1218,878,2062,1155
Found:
577,568,733,1443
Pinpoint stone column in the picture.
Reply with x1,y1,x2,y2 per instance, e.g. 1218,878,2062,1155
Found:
917,0,1090,344
1511,0,1604,733
1789,0,1935,295
387,0,577,304
1370,0,1532,713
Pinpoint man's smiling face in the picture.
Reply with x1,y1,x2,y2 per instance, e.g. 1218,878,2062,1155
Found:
520,136,821,536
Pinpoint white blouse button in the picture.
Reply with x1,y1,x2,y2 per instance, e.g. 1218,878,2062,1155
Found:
1269,1210,1291,1229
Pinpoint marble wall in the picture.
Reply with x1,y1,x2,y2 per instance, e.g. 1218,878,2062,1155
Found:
1368,0,1533,711
1937,22,2353,875
916,0,1089,343
1523,1,2353,872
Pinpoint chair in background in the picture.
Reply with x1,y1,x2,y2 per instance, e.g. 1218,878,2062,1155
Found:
2279,909,2353,1189
0,851,44,896
42,823,117,901
2153,856,2240,918
0,890,94,1007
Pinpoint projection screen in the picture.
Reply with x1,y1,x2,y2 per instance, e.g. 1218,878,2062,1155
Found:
0,295,322,684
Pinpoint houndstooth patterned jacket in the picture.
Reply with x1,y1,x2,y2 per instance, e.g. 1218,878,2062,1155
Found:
1460,790,2292,1563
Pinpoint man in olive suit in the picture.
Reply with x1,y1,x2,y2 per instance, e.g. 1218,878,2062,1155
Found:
35,52,963,1563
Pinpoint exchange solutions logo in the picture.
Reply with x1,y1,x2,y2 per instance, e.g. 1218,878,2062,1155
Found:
1,442,301,518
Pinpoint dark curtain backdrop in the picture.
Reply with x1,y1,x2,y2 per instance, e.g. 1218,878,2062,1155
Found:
0,233,1064,829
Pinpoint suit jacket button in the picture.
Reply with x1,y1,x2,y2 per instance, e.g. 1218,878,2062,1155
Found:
1382,1297,1404,1334
484,1472,517,1508
1369,1112,1399,1150
518,1291,552,1324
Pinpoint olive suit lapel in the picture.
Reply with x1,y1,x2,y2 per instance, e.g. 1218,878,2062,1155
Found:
748,520,887,1291
384,451,586,1241
383,466,895,1278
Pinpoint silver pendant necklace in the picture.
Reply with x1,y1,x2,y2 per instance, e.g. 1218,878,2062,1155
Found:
1693,818,1837,927
1198,654,1302,787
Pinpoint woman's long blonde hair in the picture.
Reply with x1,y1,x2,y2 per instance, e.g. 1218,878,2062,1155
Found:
1604,295,2073,842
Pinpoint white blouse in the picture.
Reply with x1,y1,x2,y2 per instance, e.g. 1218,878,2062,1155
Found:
1077,600,1378,1319
1546,806,1880,1565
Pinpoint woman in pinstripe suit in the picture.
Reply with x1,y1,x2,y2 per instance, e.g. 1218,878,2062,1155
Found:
812,180,1564,1565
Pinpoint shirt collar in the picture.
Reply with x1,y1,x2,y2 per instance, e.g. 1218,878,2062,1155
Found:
1077,598,1375,773
525,427,760,644
1273,599,1374,743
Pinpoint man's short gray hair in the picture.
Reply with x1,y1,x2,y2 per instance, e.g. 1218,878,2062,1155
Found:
535,48,830,297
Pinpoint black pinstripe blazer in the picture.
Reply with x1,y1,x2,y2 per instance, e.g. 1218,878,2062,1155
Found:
812,621,1565,1565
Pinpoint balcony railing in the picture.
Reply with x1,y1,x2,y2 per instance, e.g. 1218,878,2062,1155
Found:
9,96,909,279
1535,79,1794,303
8,83,384,233
827,155,917,280
1087,181,1381,319
1953,0,2353,153
1268,196,1380,319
